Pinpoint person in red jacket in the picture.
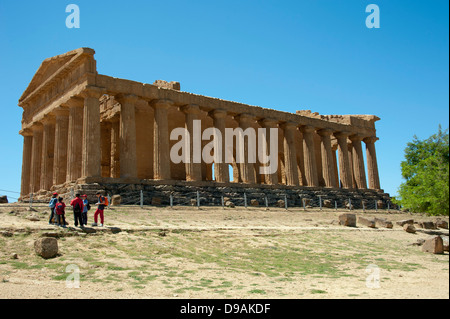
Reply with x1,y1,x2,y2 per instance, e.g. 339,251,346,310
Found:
55,197,67,228
70,194,85,227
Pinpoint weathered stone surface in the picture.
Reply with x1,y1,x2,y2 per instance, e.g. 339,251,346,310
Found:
358,216,376,228
339,213,356,227
323,199,333,208
403,224,416,233
417,221,437,230
111,194,122,206
436,220,449,229
441,236,449,252
225,201,235,208
422,236,444,254
396,219,414,227
250,199,259,207
34,237,58,259
375,217,393,229
277,200,285,208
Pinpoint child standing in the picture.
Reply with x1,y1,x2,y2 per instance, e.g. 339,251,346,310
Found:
92,192,107,227
48,192,58,225
55,197,67,228
81,194,90,226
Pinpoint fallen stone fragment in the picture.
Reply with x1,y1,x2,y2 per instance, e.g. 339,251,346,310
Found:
375,218,393,229
358,216,376,228
396,219,414,226
422,236,444,254
339,213,356,227
34,237,59,259
403,224,416,234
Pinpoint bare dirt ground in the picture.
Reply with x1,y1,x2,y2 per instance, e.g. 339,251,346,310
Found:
0,203,448,299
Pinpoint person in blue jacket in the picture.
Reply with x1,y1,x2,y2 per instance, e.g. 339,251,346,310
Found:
48,192,58,225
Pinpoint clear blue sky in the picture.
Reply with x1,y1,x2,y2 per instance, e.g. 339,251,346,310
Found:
0,0,448,200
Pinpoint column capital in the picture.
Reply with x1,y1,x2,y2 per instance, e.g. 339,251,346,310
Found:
280,121,297,131
363,136,379,144
19,128,34,137
51,107,70,117
181,104,201,114
300,125,316,134
41,114,56,125
30,122,44,132
259,118,279,128
235,113,255,124
114,93,141,105
317,128,333,137
150,99,174,109
334,131,351,139
349,134,365,142
209,109,227,119
62,96,84,108
80,86,106,99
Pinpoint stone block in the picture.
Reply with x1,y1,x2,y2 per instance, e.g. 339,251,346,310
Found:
151,197,162,206
403,224,416,233
339,213,356,227
250,199,259,207
375,218,393,229
225,201,235,208
418,221,437,230
0,196,8,203
422,236,444,254
358,216,376,228
277,200,285,208
442,236,449,252
323,199,333,208
436,220,449,229
396,219,414,227
34,237,58,259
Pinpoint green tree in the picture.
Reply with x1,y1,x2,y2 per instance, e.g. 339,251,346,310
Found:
398,126,449,216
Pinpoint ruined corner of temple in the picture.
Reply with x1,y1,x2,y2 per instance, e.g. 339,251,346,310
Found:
18,48,390,206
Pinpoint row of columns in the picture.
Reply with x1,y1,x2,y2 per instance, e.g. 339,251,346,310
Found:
20,90,381,197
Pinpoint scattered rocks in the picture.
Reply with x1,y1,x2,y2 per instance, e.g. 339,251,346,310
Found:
358,216,376,228
375,218,393,229
339,213,356,227
323,200,333,208
436,220,449,229
396,219,414,227
422,236,444,254
10,253,18,259
250,199,259,207
225,201,235,208
403,224,416,234
417,221,437,230
442,236,449,252
26,214,40,222
34,237,59,259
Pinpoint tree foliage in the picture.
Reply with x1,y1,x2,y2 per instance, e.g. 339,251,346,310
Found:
398,126,449,216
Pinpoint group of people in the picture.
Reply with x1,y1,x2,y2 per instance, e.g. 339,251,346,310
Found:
48,192,108,228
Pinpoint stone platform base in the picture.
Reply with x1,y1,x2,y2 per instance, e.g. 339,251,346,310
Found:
20,179,392,210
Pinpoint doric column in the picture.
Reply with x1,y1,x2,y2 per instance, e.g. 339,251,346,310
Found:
317,128,337,188
211,109,229,183
236,113,257,184
100,121,112,178
116,94,138,179
65,97,84,182
331,143,340,188
260,118,279,185
20,129,33,197
151,99,172,180
281,122,299,186
182,104,202,182
334,132,353,189
300,125,319,187
364,136,381,190
30,123,43,193
52,108,69,186
40,115,56,191
350,134,368,189
81,87,104,178
348,143,357,188
110,116,120,178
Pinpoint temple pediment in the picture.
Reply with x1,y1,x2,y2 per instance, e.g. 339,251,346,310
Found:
19,47,96,106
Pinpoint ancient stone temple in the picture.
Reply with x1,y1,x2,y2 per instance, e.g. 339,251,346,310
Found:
18,48,389,206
